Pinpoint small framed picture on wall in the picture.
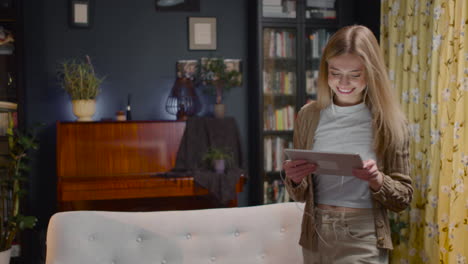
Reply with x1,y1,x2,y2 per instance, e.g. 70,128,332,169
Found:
188,17,217,51
69,0,91,28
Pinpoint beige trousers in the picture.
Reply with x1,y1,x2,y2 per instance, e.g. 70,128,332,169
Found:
302,207,388,264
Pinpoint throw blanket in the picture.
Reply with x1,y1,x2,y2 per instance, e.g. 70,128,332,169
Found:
169,116,244,205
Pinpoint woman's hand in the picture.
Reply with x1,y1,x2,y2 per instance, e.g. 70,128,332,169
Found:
352,159,383,191
283,160,318,184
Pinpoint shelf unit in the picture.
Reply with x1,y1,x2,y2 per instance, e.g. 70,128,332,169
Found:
248,0,354,205
0,1,24,263
0,0,22,128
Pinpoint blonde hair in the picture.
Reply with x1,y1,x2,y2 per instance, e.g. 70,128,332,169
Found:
316,25,408,157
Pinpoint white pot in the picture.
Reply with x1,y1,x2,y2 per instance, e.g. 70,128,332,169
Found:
213,159,225,174
213,103,225,119
0,248,11,264
72,99,96,121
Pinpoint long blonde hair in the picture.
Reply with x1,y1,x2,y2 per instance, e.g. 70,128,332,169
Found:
316,25,408,157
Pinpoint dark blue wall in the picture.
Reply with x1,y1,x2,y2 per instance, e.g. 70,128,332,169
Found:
22,0,248,262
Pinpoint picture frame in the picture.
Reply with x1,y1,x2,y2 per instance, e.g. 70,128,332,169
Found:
188,17,217,51
176,60,199,80
155,0,200,12
69,0,91,28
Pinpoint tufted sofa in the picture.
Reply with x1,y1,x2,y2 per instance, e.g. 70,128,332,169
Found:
46,202,304,264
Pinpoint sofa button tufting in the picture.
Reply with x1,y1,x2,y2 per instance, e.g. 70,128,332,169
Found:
88,235,95,241
261,254,265,259
280,227,285,233
234,231,240,237
136,237,142,243
210,256,216,262
186,233,192,239
161,260,167,264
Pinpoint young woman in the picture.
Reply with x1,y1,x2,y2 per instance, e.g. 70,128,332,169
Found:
283,25,413,263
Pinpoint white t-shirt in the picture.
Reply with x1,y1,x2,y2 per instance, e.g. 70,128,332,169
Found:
312,102,376,208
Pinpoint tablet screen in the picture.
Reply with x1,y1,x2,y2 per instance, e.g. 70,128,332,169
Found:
284,149,363,176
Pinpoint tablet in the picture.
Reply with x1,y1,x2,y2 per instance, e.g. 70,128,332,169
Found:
283,149,363,176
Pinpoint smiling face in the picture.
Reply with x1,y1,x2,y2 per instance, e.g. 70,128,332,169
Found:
327,53,367,106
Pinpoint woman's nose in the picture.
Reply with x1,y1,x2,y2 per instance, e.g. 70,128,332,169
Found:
339,75,350,85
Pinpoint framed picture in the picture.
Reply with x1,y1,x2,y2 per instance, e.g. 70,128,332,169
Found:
188,17,217,51
155,0,200,12
69,0,91,28
176,60,199,80
224,59,243,85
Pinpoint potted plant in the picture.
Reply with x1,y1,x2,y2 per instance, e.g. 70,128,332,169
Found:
202,147,233,174
0,122,39,263
57,55,105,121
199,57,242,118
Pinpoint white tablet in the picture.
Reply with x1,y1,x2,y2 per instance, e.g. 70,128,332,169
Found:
284,149,363,176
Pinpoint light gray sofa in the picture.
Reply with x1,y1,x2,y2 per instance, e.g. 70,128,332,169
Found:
46,202,304,264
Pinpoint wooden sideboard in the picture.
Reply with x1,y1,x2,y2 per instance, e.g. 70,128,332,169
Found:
56,121,245,211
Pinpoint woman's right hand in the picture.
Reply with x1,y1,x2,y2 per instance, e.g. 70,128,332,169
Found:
283,160,318,184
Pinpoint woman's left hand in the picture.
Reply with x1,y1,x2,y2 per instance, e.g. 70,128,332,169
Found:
352,159,383,191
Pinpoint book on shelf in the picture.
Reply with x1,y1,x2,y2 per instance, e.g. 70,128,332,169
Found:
262,71,296,95
306,70,319,95
309,30,332,59
264,137,273,171
263,136,293,172
306,0,335,8
0,43,13,55
264,105,294,131
264,29,295,59
263,0,282,6
306,8,336,19
264,179,290,204
0,101,17,137
305,0,336,19
263,0,296,18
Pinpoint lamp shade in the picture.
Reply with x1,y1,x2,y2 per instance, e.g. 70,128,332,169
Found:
165,77,200,120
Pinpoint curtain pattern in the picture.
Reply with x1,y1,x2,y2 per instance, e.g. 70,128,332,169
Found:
381,0,467,263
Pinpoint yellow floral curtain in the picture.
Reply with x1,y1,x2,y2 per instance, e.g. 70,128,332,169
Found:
381,0,467,263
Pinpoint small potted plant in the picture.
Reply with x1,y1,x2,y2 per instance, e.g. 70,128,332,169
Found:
199,57,242,118
202,147,233,174
0,123,39,263
57,55,105,121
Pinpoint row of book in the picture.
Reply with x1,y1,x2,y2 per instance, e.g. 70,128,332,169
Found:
262,69,317,95
308,29,332,59
0,101,17,137
264,136,293,172
263,70,296,95
306,70,319,95
263,0,296,18
264,180,290,204
305,0,336,19
263,29,296,58
0,112,11,136
264,105,295,131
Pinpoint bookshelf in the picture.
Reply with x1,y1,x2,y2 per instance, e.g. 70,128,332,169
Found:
0,0,21,134
248,0,354,205
0,0,23,263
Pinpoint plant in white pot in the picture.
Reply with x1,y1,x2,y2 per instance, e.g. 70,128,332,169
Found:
58,55,105,121
0,124,39,263
199,57,242,118
202,147,233,174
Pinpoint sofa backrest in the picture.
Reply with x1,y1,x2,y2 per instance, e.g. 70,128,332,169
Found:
46,202,304,264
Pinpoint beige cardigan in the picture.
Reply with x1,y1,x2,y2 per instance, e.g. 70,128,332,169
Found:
284,101,413,250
